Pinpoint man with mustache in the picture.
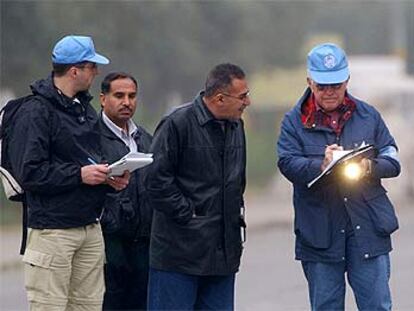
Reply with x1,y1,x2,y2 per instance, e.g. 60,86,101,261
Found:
277,43,401,310
146,63,250,310
99,72,153,310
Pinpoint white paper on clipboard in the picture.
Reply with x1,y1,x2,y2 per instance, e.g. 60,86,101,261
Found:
108,151,153,177
307,142,375,188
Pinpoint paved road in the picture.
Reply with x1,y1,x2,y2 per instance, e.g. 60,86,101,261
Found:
236,206,414,310
0,267,27,310
1,207,413,311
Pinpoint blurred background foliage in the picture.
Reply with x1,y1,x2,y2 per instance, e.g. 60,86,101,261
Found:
1,0,413,224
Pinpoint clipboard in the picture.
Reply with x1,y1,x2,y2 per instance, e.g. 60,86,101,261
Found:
108,151,153,177
307,143,376,188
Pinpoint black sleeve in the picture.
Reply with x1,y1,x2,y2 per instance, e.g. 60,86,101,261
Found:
145,118,193,224
9,99,82,194
136,125,153,152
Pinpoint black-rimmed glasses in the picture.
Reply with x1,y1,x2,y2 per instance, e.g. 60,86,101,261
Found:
222,91,250,101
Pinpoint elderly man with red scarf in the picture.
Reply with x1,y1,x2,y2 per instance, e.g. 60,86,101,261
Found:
277,43,401,311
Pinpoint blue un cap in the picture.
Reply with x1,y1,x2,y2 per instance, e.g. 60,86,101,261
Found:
52,35,110,65
307,43,349,84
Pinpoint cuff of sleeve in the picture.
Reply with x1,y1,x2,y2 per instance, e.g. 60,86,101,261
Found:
76,166,83,184
371,158,400,179
173,203,194,225
174,212,193,225
308,159,324,182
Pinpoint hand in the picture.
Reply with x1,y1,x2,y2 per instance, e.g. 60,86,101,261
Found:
107,171,130,191
81,164,110,185
360,158,372,176
321,144,343,171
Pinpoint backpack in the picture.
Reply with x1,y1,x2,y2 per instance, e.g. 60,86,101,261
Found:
0,94,48,254
0,95,39,201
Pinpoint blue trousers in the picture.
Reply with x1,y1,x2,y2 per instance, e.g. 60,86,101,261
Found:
301,232,392,311
147,268,235,311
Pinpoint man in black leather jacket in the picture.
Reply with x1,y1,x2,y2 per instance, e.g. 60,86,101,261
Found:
146,63,250,310
99,72,153,310
8,35,129,310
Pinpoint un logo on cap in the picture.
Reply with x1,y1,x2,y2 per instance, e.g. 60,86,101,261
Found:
323,54,337,69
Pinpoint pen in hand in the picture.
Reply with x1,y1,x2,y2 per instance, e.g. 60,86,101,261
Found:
87,157,98,165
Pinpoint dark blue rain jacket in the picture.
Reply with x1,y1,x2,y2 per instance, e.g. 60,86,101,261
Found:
277,88,401,262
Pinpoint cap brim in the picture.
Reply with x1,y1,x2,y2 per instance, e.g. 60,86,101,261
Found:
308,67,349,84
86,53,110,65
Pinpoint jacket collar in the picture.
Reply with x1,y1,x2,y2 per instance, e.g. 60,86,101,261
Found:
101,111,138,138
193,91,215,126
30,73,93,111
193,91,239,128
99,112,142,141
295,87,358,116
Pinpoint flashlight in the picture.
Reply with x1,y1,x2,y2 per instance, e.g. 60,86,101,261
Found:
343,162,363,180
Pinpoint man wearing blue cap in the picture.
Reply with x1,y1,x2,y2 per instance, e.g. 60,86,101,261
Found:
8,35,129,310
277,43,400,310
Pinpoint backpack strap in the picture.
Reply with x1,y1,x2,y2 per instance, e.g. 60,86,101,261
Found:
20,197,28,255
19,95,54,255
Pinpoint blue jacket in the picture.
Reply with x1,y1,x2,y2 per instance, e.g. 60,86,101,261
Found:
277,88,401,262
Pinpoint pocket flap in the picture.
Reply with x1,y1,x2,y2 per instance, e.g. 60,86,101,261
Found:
22,249,53,268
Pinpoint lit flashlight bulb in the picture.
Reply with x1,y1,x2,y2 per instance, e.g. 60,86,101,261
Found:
343,162,362,180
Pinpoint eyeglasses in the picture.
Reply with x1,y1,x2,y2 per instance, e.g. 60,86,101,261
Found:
314,82,344,91
221,91,250,101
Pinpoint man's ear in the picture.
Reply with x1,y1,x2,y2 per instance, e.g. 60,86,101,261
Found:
215,93,224,105
69,66,78,78
306,77,312,87
100,93,106,108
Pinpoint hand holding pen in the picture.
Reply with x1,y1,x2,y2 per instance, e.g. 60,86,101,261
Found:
321,144,343,171
84,157,129,191
81,157,111,186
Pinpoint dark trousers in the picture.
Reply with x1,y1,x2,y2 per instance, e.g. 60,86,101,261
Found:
103,236,150,311
148,268,235,311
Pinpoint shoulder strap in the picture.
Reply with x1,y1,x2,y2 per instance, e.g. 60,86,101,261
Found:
20,198,28,255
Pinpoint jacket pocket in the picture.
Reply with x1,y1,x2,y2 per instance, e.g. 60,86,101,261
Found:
294,188,331,249
22,249,53,297
295,211,331,249
173,215,219,261
364,186,399,236
100,194,136,236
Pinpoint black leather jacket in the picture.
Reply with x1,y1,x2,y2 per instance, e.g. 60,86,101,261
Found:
9,75,107,228
146,92,247,275
99,116,153,239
